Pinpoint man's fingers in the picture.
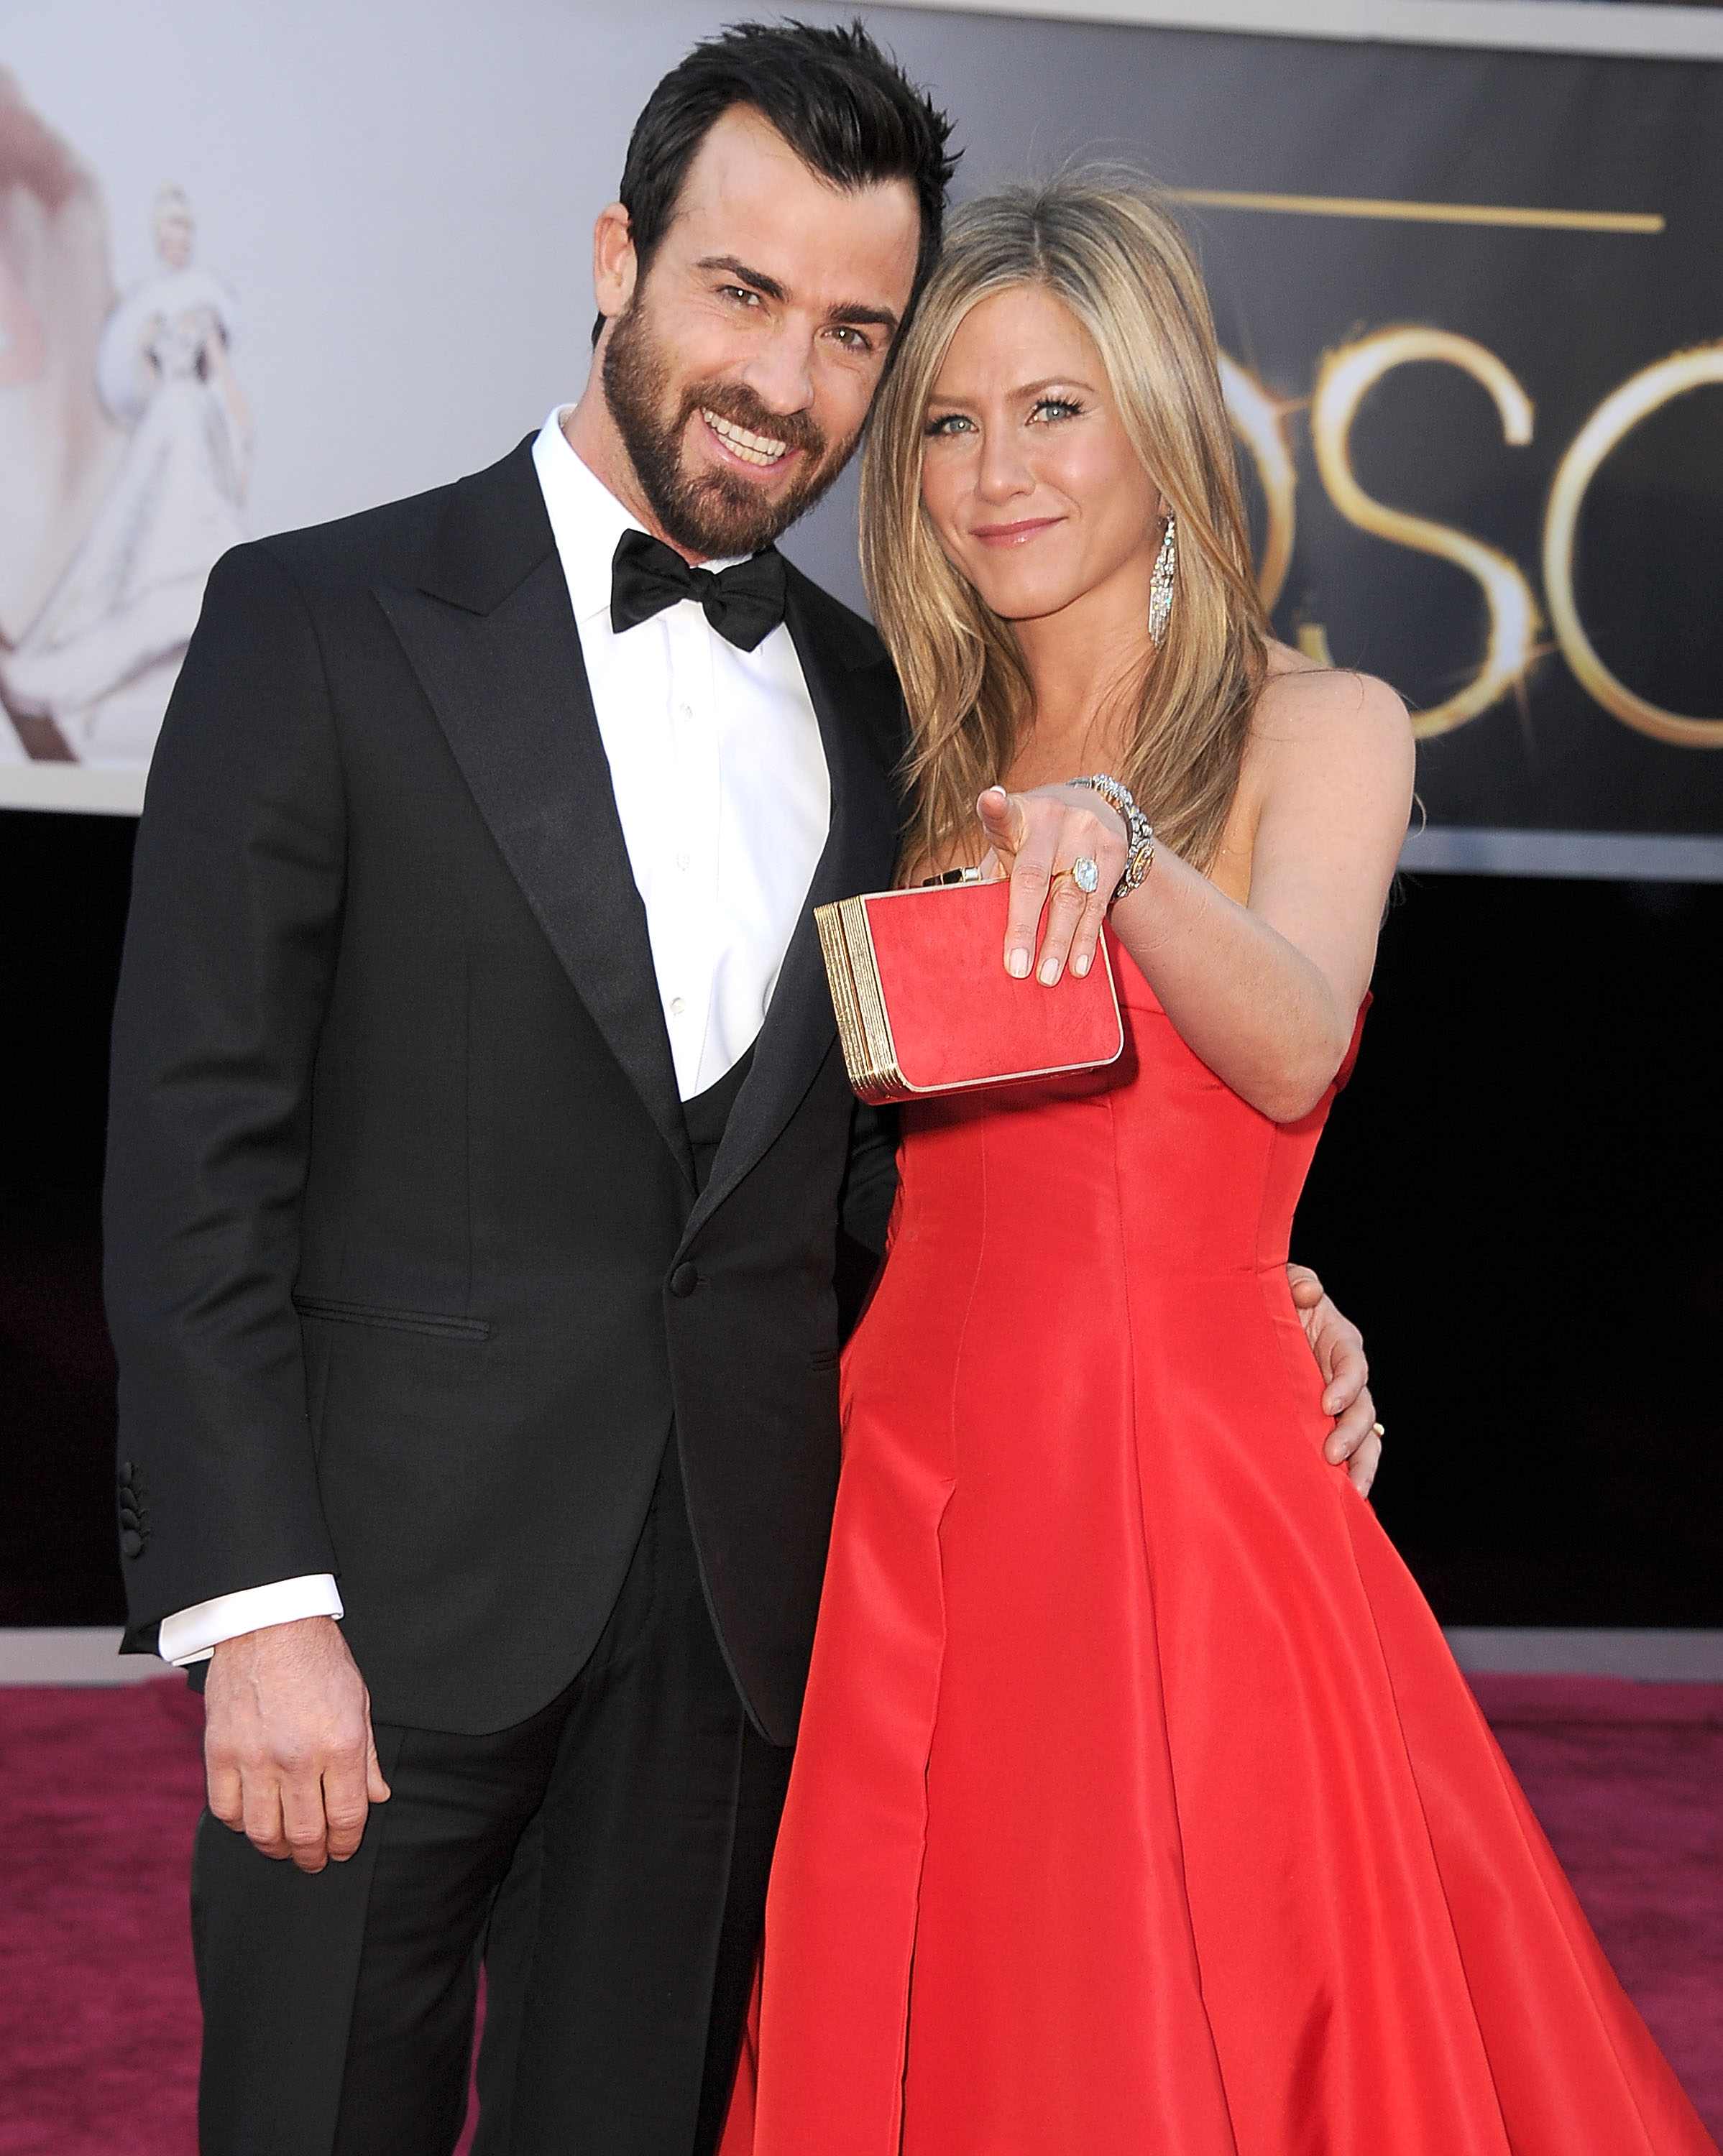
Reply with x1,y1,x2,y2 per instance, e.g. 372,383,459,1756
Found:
1290,1276,1366,1406
1324,1387,1377,1463
1320,1333,1367,1416
1346,1429,1383,1498
365,1722,392,1807
206,1755,244,1831
216,1734,380,1869
321,1712,389,1864
239,1772,292,1862
1305,1295,1367,1408
199,1618,382,1869
1286,1263,1323,1308
1324,1381,1382,1495
278,1764,336,1873
1292,1271,1378,1493
321,1749,374,1865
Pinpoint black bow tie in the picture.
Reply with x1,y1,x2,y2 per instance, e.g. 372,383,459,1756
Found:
610,529,788,652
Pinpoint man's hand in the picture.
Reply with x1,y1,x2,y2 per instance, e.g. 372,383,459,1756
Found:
1287,1263,1382,1498
203,1616,390,1873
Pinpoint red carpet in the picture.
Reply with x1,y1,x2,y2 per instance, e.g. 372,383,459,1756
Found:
1470,1672,1723,2132
1,1673,1717,2151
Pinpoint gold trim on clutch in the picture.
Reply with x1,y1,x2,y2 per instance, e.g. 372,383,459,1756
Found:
840,897,905,1100
815,897,907,1102
815,901,873,1090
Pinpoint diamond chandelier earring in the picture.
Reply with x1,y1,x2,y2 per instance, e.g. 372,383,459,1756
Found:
1148,512,1177,646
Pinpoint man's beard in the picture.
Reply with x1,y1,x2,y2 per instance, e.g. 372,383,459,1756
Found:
602,298,858,558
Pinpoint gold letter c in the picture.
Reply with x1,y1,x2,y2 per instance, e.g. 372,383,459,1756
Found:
1543,344,1723,748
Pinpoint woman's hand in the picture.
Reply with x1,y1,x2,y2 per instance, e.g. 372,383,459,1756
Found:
976,783,1128,987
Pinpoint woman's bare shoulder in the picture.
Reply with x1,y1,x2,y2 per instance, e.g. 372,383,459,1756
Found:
1213,646,1412,894
1249,643,1412,766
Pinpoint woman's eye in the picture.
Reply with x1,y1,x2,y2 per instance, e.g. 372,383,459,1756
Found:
1031,397,1083,423
924,413,974,438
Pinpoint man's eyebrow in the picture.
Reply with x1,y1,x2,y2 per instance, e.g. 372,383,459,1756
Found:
696,256,788,305
831,301,901,337
694,257,900,340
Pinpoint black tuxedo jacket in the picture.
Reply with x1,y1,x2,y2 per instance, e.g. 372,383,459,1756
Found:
104,437,904,1744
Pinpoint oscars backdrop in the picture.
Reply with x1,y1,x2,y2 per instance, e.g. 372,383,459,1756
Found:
0,0,1719,867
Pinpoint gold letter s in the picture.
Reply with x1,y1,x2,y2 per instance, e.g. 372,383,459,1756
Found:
1543,344,1723,748
1311,328,1540,737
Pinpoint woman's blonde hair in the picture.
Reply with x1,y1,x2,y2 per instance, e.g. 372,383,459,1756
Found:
861,175,1268,879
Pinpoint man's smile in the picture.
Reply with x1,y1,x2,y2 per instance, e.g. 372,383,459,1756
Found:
701,407,794,469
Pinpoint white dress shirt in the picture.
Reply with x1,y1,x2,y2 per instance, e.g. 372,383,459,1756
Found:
157,409,831,1667
533,409,830,1097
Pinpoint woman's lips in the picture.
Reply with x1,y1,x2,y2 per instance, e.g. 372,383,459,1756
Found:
969,517,1062,546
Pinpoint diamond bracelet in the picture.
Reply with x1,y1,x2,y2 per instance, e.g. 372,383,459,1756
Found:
1071,775,1155,904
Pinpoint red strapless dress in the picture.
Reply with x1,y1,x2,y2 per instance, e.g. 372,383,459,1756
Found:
722,939,1715,2156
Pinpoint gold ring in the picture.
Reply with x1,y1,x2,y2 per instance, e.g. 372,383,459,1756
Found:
1370,1421,1385,1439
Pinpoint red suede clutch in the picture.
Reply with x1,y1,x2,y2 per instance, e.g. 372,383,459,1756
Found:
814,877,1126,1105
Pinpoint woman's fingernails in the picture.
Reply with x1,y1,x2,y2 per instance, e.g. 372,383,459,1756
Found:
1007,949,1031,978
1072,952,1091,977
1039,957,1062,985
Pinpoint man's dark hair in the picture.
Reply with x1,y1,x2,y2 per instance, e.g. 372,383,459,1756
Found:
595,18,957,344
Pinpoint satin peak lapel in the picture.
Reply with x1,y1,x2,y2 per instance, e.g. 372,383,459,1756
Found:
684,574,903,1240
377,548,694,1189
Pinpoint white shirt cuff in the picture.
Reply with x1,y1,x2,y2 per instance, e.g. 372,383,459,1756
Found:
157,1575,344,1666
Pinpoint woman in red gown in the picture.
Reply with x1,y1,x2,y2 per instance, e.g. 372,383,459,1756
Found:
722,180,1717,2156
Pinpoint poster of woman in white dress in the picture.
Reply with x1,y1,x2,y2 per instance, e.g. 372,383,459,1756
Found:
0,175,249,768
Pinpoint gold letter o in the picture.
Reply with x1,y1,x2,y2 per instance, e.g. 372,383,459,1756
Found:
1220,353,1297,614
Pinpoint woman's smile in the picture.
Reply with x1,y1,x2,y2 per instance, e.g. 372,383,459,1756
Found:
968,515,1065,545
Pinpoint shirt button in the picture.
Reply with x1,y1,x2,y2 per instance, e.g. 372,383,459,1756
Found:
676,850,692,872
679,701,693,720
669,996,686,1016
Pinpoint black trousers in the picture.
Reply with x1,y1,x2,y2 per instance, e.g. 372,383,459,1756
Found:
191,1444,791,2156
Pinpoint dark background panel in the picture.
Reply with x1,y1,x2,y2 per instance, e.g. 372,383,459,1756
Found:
1,808,131,1624
1296,870,1722,1623
3,808,1718,1628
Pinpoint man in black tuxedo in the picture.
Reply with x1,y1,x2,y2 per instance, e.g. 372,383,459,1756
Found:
105,22,1380,2155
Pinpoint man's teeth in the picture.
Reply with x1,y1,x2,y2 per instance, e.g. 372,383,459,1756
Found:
703,410,789,466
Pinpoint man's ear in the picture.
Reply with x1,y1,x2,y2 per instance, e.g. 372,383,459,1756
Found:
593,203,638,323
